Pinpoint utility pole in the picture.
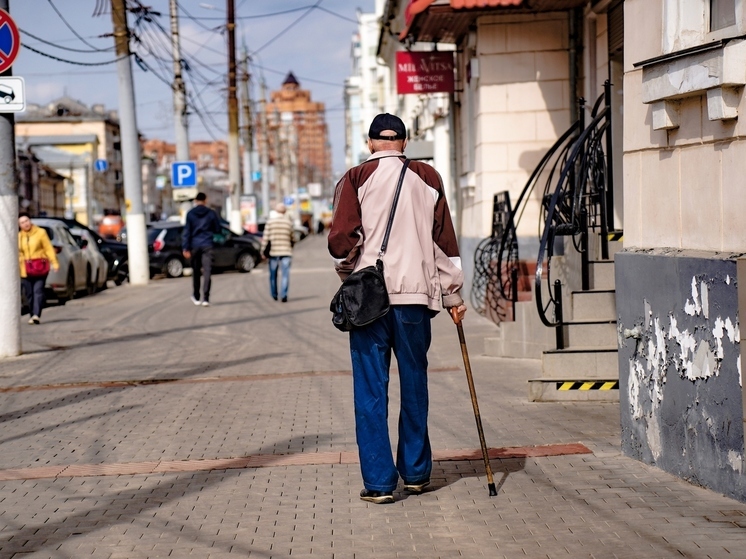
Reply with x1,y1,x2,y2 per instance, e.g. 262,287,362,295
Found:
259,80,270,219
239,46,253,195
169,0,189,162
111,0,148,285
226,0,242,233
0,0,21,357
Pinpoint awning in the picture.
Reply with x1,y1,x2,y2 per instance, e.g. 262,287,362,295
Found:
400,0,589,43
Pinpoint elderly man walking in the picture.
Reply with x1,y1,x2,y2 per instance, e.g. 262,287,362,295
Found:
261,203,295,302
329,113,467,504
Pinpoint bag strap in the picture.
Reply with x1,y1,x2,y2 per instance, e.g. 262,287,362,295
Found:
378,158,410,258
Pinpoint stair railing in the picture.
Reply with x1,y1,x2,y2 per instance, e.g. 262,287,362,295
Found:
534,81,613,333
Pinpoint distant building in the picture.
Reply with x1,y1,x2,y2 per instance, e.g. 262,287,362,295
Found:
142,139,229,172
16,147,66,218
15,96,124,226
257,73,332,195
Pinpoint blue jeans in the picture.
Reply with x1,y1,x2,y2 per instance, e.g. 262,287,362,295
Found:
269,256,291,300
349,305,432,492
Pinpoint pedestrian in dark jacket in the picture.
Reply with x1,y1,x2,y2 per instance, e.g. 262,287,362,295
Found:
182,192,221,306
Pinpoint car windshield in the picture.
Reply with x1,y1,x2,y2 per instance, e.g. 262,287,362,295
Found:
40,226,54,241
147,228,162,243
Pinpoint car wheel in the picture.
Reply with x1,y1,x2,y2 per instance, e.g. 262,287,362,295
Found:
59,268,75,303
85,267,95,296
3,96,11,104
236,252,257,273
165,257,184,278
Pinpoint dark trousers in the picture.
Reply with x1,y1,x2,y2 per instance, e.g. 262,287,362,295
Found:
191,247,213,302
22,275,47,317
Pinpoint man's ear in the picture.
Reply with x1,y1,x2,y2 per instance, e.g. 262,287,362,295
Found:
401,139,407,152
367,138,374,153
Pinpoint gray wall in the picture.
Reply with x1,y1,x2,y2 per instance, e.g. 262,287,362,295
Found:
616,250,746,501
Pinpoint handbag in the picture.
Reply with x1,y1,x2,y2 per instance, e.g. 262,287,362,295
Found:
331,159,410,331
25,258,50,277
263,240,271,259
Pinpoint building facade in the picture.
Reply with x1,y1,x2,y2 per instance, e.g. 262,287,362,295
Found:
15,97,123,226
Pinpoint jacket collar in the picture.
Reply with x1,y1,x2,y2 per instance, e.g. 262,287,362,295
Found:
366,150,404,161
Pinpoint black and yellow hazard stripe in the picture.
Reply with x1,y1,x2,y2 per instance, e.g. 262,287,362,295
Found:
557,381,619,391
607,231,623,241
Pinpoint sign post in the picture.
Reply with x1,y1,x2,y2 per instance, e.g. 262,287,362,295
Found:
171,161,198,202
0,4,20,357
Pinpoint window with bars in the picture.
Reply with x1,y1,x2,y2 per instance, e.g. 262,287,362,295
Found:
711,0,736,31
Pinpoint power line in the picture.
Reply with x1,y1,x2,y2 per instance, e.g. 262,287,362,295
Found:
20,28,115,53
22,44,129,66
188,5,316,21
253,1,323,55
46,0,111,52
316,6,358,24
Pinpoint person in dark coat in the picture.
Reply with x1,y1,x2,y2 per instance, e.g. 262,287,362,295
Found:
182,192,221,306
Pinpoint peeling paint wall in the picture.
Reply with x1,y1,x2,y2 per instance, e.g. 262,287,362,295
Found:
616,251,746,502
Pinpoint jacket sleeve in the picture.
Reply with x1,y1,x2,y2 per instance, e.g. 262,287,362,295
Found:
182,215,192,251
432,180,464,308
328,172,363,280
41,231,59,269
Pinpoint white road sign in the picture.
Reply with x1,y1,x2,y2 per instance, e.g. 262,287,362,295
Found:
0,76,24,112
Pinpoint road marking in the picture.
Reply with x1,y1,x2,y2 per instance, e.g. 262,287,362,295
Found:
0,443,592,481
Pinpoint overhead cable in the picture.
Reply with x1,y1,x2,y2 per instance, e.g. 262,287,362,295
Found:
46,0,112,52
22,44,129,66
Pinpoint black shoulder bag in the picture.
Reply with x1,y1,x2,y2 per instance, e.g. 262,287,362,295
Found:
331,159,411,332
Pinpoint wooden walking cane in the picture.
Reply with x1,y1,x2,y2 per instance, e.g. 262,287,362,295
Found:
450,307,498,497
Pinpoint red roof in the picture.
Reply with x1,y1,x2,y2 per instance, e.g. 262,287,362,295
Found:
402,0,525,39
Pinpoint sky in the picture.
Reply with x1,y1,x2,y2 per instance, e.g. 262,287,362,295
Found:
10,0,376,176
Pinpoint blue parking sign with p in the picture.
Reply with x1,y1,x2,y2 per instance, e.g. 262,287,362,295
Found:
172,161,197,188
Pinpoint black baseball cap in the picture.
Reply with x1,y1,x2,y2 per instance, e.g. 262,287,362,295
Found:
368,113,407,141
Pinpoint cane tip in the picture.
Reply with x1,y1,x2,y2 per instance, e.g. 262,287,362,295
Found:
488,483,497,497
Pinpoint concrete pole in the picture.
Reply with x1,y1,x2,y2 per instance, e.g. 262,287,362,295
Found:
0,0,21,357
111,0,148,285
239,47,253,195
259,80,271,219
226,0,242,233
169,0,189,162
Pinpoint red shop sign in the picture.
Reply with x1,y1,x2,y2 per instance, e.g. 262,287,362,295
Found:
396,51,454,95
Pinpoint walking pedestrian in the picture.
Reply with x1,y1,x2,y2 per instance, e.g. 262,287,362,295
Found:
328,113,467,504
182,192,221,307
18,212,59,325
260,203,294,302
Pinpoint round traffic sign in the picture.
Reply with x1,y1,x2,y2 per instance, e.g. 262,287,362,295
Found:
0,9,20,74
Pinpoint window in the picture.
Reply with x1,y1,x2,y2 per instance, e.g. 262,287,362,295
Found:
711,0,736,31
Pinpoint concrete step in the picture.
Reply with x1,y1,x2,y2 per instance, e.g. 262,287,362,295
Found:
484,299,555,359
572,289,616,321
528,378,619,402
541,347,618,379
564,320,617,348
589,260,615,290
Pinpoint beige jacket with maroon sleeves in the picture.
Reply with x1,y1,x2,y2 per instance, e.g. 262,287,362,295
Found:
328,150,463,312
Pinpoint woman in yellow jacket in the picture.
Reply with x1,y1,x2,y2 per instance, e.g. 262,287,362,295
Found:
18,212,59,324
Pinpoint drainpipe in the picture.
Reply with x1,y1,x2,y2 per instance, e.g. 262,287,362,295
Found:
568,8,582,125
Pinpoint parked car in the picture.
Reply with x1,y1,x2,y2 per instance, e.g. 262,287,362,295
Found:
44,217,128,283
31,218,88,302
70,227,109,293
99,214,125,240
147,221,262,278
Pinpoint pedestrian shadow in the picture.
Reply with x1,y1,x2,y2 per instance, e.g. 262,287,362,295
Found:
18,306,318,354
0,388,124,424
399,457,525,500
0,433,334,558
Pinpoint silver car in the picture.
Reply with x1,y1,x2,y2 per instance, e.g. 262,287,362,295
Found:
32,218,88,302
70,227,109,293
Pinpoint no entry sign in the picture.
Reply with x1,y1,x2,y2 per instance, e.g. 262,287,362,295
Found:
396,51,454,95
0,9,20,74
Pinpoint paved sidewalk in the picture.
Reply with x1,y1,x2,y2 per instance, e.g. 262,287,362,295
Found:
1,235,745,558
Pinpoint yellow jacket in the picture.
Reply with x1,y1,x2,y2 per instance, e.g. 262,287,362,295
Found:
18,224,59,279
